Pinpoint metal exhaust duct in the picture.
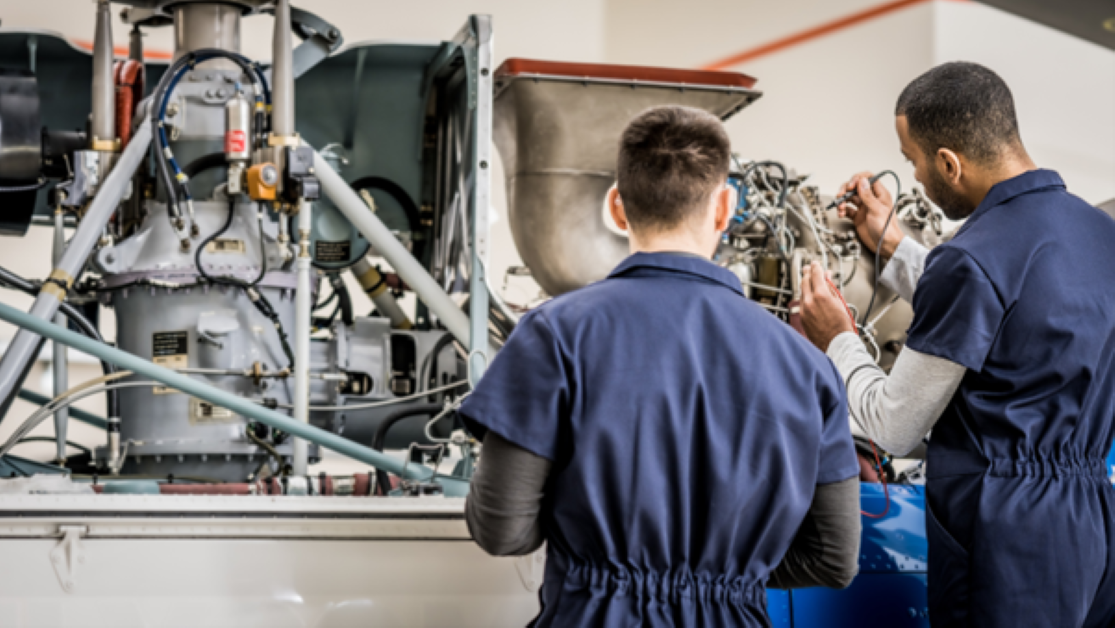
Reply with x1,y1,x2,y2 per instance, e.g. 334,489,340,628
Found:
492,59,762,296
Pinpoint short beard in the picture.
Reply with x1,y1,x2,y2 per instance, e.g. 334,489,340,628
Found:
923,165,977,221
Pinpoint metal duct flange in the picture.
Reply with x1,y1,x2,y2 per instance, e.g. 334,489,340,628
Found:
492,59,762,296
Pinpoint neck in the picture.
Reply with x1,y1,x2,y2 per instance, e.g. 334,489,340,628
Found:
968,147,1038,206
628,230,713,259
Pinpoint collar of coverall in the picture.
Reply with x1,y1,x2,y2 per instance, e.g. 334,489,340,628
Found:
959,168,1066,234
608,251,745,296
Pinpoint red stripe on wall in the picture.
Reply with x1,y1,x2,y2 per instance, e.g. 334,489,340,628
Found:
702,0,968,70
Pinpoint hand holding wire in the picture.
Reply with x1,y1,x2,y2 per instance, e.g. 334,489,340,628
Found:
799,261,857,352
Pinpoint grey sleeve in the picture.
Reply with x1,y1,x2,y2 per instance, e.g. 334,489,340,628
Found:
768,477,862,590
827,331,966,456
878,236,929,304
465,431,552,557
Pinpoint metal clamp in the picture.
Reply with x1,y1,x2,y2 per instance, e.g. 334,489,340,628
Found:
90,137,120,152
50,525,88,593
267,133,301,148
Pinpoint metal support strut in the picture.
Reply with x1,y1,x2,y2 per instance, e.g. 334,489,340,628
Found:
0,121,153,423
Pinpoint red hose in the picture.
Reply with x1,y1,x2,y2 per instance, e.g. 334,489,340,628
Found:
114,60,144,149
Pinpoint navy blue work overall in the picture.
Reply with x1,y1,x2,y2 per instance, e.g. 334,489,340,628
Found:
906,170,1115,626
461,253,859,627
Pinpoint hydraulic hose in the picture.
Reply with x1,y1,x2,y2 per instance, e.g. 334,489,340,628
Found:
181,152,227,180
0,265,119,417
370,403,442,495
349,176,422,236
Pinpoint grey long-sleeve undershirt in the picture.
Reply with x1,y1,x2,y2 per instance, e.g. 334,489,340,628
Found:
466,432,861,589
829,237,967,455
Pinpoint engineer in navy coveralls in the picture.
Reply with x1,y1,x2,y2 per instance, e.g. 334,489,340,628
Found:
461,105,862,627
801,62,1115,627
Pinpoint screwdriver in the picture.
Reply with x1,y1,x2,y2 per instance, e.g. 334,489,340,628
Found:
826,172,885,210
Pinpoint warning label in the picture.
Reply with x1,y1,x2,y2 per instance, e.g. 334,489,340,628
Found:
189,397,236,425
152,331,188,394
225,130,247,155
315,240,351,263
205,238,245,254
153,331,188,357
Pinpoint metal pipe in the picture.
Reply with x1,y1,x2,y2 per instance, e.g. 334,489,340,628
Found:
0,296,469,496
90,0,115,147
292,200,313,475
51,210,69,463
0,121,153,423
315,151,480,352
128,26,143,63
351,258,412,329
270,0,295,137
17,389,106,430
174,3,241,69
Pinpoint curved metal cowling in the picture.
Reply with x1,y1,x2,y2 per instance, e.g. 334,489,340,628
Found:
492,60,762,296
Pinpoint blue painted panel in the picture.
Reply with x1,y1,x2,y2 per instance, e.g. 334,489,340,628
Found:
792,573,930,627
767,589,792,628
1107,441,1115,484
858,484,928,573
765,483,930,626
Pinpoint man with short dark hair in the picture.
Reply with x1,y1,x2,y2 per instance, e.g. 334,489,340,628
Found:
801,61,1115,626
463,105,862,627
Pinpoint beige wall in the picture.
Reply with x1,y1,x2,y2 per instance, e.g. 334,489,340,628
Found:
605,0,936,195
933,1,1115,205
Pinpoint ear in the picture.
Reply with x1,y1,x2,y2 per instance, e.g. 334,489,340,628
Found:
713,185,735,232
936,148,963,186
607,186,629,232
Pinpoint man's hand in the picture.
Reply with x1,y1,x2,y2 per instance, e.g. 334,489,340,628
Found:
836,172,905,260
800,262,856,352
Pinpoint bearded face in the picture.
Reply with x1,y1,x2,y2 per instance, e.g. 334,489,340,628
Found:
921,158,978,221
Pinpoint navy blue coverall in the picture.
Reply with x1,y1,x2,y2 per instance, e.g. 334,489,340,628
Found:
906,170,1115,626
461,253,859,627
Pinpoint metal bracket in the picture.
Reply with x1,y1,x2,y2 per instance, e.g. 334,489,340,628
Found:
260,5,344,79
50,525,88,593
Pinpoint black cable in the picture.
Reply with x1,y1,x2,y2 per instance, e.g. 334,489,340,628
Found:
181,152,227,180
348,176,422,234
313,289,338,313
369,404,443,495
0,265,119,417
195,200,294,367
860,171,901,326
328,274,354,326
418,333,457,396
0,179,47,193
150,49,268,223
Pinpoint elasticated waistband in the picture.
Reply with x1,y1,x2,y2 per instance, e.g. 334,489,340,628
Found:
563,563,765,606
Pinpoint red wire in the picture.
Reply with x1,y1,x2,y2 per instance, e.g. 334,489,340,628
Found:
816,275,890,517
824,274,858,329
860,439,891,519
